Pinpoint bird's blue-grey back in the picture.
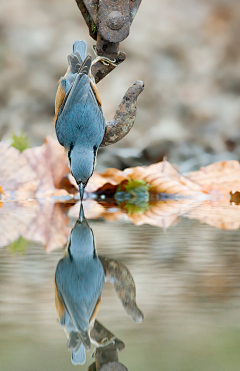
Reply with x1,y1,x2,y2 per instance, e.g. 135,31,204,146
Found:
56,72,105,150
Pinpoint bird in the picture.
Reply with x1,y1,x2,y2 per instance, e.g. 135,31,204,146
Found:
54,40,106,200
55,205,105,365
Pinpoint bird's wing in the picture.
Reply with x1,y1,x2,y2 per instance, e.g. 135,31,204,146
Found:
63,290,91,350
54,78,67,125
84,259,105,319
54,279,65,324
55,73,105,148
90,80,102,107
55,73,89,146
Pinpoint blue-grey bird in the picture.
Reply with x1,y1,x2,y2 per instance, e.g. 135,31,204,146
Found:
55,205,105,365
54,40,105,200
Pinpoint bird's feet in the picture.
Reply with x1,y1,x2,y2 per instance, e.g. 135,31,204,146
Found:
92,46,117,67
91,336,116,357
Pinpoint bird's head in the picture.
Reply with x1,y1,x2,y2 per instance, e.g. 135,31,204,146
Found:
69,145,97,200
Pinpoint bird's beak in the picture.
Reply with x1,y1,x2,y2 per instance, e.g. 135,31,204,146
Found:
79,204,84,223
79,182,84,202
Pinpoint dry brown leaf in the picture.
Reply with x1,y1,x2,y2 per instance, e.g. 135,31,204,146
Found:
87,161,204,196
87,160,240,200
2,137,240,201
0,137,74,200
0,143,39,199
23,136,70,197
86,169,126,193
2,137,240,239
188,161,240,198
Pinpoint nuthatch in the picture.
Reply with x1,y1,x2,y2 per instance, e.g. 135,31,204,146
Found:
55,205,105,365
54,40,105,200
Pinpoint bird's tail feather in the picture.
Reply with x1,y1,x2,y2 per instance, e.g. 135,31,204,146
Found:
78,54,92,75
68,40,90,74
71,342,86,365
68,53,92,75
73,40,87,62
68,54,81,74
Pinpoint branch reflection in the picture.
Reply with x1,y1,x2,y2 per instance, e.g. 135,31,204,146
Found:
55,204,143,368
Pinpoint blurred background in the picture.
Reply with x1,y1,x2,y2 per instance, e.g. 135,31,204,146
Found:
1,0,240,171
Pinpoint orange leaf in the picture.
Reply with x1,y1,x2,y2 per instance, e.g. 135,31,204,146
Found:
87,160,240,200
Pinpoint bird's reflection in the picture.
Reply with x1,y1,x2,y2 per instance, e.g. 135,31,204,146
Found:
55,205,105,364
55,204,143,368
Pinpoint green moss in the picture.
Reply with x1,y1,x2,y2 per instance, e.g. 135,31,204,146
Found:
122,200,151,215
91,23,97,34
114,179,151,215
8,236,28,255
11,131,30,152
120,179,150,193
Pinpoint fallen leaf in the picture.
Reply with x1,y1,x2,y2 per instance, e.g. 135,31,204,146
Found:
188,161,240,198
88,160,240,201
22,136,70,197
86,161,204,197
0,143,38,199
0,137,75,200
2,137,240,240
2,137,240,201
86,169,126,193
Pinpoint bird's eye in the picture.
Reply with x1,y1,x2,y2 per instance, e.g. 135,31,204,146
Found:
93,146,98,157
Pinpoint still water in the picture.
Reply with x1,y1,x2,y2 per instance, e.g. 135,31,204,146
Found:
1,200,240,371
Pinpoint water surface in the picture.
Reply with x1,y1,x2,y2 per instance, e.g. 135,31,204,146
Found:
1,201,240,371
